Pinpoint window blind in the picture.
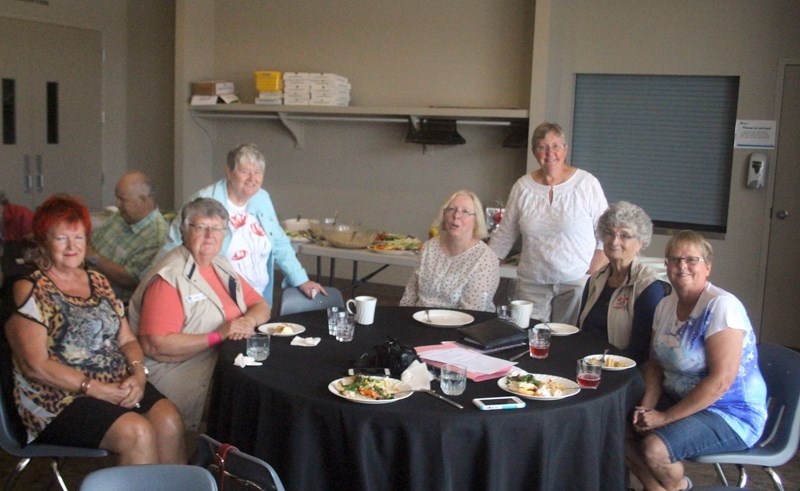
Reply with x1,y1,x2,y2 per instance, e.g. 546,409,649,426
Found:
571,74,739,234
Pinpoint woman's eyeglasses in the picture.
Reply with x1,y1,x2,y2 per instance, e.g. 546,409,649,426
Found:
602,231,635,242
189,223,228,236
534,143,566,153
444,207,476,218
665,256,705,266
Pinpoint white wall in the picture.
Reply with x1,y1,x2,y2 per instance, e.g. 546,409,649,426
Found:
530,0,800,325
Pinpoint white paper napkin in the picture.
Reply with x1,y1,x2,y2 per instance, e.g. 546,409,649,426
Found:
290,336,321,347
233,353,263,367
401,360,432,390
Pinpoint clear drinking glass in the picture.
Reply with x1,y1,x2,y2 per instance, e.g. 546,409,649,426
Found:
246,333,270,361
327,306,341,335
335,313,356,342
440,363,467,396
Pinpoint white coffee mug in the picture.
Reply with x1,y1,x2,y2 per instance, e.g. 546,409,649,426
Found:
346,295,377,325
510,300,534,328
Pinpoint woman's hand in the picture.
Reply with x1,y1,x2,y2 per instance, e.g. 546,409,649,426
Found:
116,374,146,408
298,280,327,299
86,379,134,406
219,317,256,340
632,407,670,433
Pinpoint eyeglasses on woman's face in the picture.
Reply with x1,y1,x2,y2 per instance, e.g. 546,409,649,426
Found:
444,207,476,218
188,223,228,236
534,143,566,153
602,230,636,243
665,255,705,267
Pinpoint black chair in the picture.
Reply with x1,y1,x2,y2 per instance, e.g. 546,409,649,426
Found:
190,434,285,491
691,343,800,491
80,464,217,491
0,374,108,490
278,286,344,316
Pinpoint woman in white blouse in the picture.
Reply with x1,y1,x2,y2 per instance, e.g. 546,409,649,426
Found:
400,190,499,312
490,122,608,324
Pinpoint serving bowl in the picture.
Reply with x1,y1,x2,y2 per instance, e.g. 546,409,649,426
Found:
309,218,336,239
326,224,377,249
283,218,315,232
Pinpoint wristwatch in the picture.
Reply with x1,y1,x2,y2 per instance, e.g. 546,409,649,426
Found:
128,360,150,377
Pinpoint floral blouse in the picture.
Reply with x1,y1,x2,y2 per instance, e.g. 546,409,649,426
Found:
400,238,499,312
12,269,127,442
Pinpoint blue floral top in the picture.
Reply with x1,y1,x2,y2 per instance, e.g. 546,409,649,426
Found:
652,282,767,446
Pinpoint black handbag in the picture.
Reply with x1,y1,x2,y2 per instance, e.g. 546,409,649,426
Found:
354,337,419,377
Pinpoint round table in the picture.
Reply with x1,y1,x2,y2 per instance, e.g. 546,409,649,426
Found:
208,307,643,491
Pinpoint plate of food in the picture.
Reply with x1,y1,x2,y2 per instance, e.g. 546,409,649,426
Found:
284,229,312,243
369,232,422,254
258,322,306,337
412,309,475,327
534,323,580,336
498,370,581,400
328,375,413,404
584,354,636,371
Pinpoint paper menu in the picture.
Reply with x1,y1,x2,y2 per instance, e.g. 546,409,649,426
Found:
415,343,515,382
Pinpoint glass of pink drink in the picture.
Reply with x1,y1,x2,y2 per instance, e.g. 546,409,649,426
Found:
576,359,602,389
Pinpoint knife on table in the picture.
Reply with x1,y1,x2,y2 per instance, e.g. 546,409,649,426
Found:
420,389,464,409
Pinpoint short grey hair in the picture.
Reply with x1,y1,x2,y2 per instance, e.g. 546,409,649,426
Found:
596,201,653,249
437,189,489,240
531,122,566,148
226,143,266,173
179,197,229,240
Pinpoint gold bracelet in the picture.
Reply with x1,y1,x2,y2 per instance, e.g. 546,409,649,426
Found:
79,377,92,395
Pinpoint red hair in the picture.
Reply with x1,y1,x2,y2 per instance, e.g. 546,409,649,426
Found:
33,194,92,244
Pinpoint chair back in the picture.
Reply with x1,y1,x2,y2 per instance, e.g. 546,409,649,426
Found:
279,286,344,316
0,340,29,455
191,434,285,491
80,465,218,491
753,343,800,464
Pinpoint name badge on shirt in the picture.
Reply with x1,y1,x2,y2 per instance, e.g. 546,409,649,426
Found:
186,292,207,304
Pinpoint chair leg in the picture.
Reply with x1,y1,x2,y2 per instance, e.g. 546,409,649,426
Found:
712,463,729,486
50,458,68,491
763,466,784,491
735,464,748,488
3,457,31,491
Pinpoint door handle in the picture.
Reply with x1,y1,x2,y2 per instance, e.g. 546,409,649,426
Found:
23,154,33,193
776,210,789,219
35,155,44,192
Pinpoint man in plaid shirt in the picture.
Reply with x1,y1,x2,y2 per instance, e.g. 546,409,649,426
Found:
87,171,168,303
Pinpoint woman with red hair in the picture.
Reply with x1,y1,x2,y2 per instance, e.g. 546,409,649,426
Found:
5,194,186,464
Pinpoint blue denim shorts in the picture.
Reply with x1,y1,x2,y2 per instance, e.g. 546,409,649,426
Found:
653,409,748,462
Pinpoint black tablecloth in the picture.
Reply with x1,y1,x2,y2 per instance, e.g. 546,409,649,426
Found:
208,307,644,491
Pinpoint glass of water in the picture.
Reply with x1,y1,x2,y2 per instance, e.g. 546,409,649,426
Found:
440,363,467,396
246,333,270,361
327,306,341,335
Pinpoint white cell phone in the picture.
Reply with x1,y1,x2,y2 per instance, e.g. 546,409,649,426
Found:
348,368,391,376
472,396,526,410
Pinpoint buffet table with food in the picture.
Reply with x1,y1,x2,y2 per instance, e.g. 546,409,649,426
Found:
207,307,644,491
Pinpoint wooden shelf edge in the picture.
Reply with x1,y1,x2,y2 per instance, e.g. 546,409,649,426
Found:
189,103,529,121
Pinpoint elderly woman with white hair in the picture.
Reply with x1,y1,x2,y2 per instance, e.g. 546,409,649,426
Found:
400,190,499,312
577,201,670,363
162,143,325,306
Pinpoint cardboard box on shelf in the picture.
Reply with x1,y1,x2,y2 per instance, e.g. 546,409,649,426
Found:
190,94,240,105
191,80,235,96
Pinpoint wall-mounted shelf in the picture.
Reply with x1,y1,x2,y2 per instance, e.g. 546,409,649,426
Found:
189,104,529,148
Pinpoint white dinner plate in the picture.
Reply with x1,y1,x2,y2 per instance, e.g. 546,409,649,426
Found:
497,370,581,401
328,376,413,405
412,309,475,327
583,354,637,371
367,246,417,256
258,322,306,337
534,323,579,336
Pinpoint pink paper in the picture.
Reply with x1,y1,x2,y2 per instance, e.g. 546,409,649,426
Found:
415,342,513,382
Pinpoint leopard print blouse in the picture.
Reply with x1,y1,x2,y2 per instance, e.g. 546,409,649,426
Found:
12,269,127,443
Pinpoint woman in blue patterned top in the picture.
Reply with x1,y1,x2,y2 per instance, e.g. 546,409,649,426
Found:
626,230,767,491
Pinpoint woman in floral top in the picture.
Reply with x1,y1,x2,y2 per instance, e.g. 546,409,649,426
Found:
400,190,499,312
626,230,767,490
5,195,185,464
